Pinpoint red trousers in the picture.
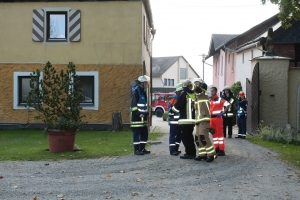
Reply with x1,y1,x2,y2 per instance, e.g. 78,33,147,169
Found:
210,117,225,151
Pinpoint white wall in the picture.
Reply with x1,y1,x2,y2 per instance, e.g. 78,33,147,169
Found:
235,47,263,95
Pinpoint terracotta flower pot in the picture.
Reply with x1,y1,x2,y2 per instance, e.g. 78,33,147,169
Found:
47,129,77,153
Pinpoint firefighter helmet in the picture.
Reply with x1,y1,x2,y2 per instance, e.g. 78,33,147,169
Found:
193,78,204,83
138,75,149,83
175,83,183,92
239,91,245,97
223,86,231,90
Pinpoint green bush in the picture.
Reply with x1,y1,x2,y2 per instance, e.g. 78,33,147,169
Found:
258,121,300,145
231,81,243,98
162,112,168,121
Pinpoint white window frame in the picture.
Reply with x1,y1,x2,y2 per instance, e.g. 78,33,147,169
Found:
13,72,43,110
77,71,99,110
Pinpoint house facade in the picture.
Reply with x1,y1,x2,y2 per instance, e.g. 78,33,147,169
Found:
206,14,300,131
0,0,155,128
152,56,200,93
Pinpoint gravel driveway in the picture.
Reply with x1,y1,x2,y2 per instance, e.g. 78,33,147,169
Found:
1,116,300,200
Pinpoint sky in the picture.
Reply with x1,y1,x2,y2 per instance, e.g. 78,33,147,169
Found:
149,0,280,85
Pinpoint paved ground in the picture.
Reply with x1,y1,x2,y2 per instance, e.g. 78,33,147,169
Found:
0,116,300,200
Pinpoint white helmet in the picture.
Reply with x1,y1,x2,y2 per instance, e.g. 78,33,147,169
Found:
223,86,231,90
138,75,149,83
193,78,204,83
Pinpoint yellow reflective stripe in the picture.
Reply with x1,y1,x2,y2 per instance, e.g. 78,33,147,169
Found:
131,107,138,111
172,107,179,113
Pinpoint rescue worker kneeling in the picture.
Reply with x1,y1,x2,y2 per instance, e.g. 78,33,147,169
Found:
193,78,216,162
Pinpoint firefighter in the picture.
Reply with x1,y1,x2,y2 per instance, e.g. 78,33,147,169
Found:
221,86,237,138
168,83,183,156
130,75,150,155
210,86,230,156
193,78,216,162
171,79,201,159
236,91,248,139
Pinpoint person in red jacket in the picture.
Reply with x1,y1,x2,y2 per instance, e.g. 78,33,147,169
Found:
209,86,230,156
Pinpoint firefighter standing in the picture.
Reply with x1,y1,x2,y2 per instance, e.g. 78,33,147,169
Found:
130,75,151,155
171,79,200,159
210,86,230,156
236,91,248,139
221,86,237,138
193,78,216,162
168,83,183,156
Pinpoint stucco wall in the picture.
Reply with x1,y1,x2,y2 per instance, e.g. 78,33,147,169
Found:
0,63,142,124
288,68,300,129
256,59,289,127
236,48,263,95
0,1,144,65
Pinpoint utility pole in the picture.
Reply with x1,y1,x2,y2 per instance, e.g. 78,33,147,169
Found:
201,54,206,81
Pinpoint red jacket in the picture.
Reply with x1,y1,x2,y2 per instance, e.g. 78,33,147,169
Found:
210,94,229,117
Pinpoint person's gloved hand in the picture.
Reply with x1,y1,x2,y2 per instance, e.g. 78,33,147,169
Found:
216,112,223,117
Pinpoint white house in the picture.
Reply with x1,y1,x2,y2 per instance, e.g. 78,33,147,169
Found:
152,56,200,93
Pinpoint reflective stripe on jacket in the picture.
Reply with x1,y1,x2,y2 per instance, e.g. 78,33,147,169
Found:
194,92,211,123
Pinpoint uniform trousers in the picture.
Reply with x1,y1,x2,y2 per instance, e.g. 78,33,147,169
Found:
195,121,216,157
210,117,225,151
132,126,148,151
237,116,247,137
222,116,233,137
169,124,182,153
180,125,196,156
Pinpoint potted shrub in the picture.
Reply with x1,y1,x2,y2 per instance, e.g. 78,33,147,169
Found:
26,61,86,153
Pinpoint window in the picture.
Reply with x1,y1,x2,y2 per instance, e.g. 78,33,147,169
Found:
77,72,99,110
32,8,81,42
242,53,245,64
143,15,147,44
228,53,230,63
231,54,234,73
221,56,223,75
46,12,67,42
180,68,186,79
13,72,42,110
168,79,170,86
171,79,174,86
164,78,167,86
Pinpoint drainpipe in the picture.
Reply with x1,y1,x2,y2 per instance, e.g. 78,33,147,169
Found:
0,62,44,125
150,29,156,126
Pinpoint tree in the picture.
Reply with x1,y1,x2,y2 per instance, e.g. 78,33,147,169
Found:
262,0,300,29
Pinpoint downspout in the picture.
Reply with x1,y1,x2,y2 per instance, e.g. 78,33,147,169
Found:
0,62,44,125
150,29,156,126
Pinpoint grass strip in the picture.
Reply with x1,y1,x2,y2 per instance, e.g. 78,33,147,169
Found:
0,129,163,161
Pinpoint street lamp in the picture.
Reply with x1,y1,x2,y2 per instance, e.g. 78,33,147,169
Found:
200,54,206,81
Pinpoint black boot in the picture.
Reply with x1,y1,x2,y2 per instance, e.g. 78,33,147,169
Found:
206,155,215,162
217,150,225,156
180,154,195,159
141,149,151,154
228,135,232,138
170,151,180,156
134,150,144,155
194,156,207,161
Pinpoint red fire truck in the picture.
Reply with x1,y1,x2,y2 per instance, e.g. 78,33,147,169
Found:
152,92,175,117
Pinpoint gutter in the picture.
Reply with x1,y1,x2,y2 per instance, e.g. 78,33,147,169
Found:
224,41,267,54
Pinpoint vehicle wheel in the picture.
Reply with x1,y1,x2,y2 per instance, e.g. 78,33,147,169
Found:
155,108,164,117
